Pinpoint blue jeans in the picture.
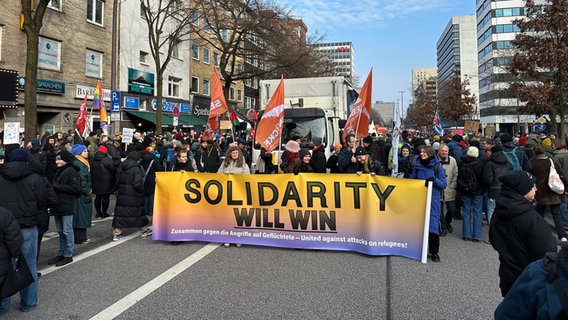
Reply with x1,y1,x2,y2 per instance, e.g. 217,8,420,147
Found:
462,195,483,240
561,194,568,227
487,198,496,223
144,193,155,216
0,226,39,313
55,215,74,257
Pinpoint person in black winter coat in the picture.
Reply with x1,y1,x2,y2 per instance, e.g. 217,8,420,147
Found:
28,139,47,176
458,147,485,241
482,146,513,223
489,170,557,297
256,147,276,174
326,143,343,173
310,143,327,173
0,207,23,316
90,145,116,219
141,147,164,216
112,151,151,241
49,150,82,267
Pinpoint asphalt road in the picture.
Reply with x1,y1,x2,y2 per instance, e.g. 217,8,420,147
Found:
4,196,507,320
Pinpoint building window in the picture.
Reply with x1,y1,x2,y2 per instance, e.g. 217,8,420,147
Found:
171,40,180,59
191,42,199,60
221,29,228,42
237,89,242,102
202,79,210,96
85,49,103,78
168,77,181,97
203,47,210,64
229,87,235,100
140,51,148,64
204,17,211,32
87,0,104,26
38,37,61,71
191,76,199,93
192,10,199,26
48,0,62,10
213,52,219,67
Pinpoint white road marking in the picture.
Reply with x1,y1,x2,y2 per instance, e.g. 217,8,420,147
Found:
39,232,139,275
89,243,220,320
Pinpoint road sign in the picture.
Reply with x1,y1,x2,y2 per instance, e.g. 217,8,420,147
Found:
172,105,180,117
173,116,179,126
111,90,121,112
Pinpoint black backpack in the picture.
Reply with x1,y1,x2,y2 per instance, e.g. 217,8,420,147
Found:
457,161,479,193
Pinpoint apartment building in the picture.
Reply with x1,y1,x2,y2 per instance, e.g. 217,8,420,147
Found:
0,0,113,135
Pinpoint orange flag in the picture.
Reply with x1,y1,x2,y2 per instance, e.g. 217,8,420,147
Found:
255,75,284,153
343,69,372,140
208,68,228,118
201,116,219,142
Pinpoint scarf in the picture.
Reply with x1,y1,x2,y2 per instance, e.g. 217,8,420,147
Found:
75,155,90,171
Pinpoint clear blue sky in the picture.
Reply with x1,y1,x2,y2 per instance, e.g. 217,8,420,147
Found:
280,0,476,109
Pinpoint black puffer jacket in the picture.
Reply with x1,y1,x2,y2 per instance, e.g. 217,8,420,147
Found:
482,151,513,199
310,145,327,173
90,151,116,195
0,207,23,287
0,161,48,228
489,187,557,297
52,163,82,216
113,158,148,229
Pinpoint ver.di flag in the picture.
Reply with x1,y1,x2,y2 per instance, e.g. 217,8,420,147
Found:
255,75,284,153
202,116,219,142
343,69,372,140
209,68,228,118
93,80,107,128
433,111,443,136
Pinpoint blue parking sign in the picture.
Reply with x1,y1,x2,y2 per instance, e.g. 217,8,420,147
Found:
111,90,121,112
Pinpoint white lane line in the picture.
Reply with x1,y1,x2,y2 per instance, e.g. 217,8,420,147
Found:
39,233,139,275
89,243,220,320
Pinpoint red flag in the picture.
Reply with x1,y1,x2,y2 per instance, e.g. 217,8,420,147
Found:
209,68,228,118
75,94,88,135
343,69,372,140
255,75,284,152
253,109,258,122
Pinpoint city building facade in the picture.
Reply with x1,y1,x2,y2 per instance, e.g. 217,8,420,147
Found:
313,42,355,84
476,0,540,133
437,15,480,119
0,0,114,136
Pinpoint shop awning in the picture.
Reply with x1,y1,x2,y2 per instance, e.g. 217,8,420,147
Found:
125,111,206,127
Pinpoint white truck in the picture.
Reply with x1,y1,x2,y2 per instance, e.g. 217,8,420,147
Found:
251,76,358,172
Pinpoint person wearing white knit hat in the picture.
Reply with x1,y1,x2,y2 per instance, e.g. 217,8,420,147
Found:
457,146,484,242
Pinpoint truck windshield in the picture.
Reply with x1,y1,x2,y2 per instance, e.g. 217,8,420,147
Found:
254,107,327,150
281,116,326,149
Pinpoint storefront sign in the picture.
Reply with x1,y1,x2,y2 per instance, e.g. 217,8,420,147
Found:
18,77,65,95
85,49,103,78
124,96,140,110
75,84,111,101
152,98,190,113
38,37,61,70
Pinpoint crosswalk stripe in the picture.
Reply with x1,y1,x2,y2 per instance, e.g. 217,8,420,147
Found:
89,243,220,320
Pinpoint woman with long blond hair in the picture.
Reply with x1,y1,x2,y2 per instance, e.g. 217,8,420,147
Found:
218,145,250,248
218,146,250,174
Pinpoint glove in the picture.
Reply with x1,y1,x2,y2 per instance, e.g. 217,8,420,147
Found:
424,177,434,187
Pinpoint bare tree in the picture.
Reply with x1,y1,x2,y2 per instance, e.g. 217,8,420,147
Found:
508,0,568,138
140,0,192,134
407,89,437,130
190,0,327,100
21,0,50,142
438,73,476,126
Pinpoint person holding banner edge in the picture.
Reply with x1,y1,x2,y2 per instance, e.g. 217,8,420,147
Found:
410,145,447,262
